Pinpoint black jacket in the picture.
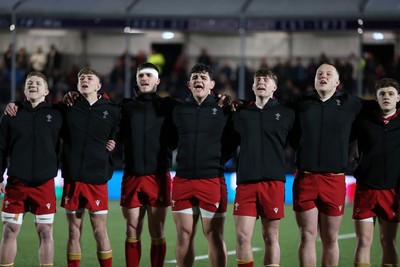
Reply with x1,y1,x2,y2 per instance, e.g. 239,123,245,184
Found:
172,95,231,179
352,100,400,189
61,94,120,184
230,99,295,184
120,93,179,175
292,90,362,173
0,101,62,186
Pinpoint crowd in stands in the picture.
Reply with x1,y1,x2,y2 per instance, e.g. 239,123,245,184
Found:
2,45,400,107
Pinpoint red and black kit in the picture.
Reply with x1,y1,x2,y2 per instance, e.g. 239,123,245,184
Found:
292,90,362,173
172,95,231,179
352,100,400,189
0,101,63,186
119,93,179,175
229,99,295,184
61,94,120,185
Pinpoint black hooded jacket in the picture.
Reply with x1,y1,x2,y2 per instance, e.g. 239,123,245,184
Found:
292,90,362,173
61,94,120,184
120,93,179,175
172,95,231,179
229,99,295,184
0,101,62,186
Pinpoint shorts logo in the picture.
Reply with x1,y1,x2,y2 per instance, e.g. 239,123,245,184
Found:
212,108,218,115
355,208,360,214
215,202,220,209
171,200,175,207
64,196,70,204
103,111,109,119
275,113,281,120
273,207,278,214
234,202,239,211
95,200,100,206
338,205,343,212
336,99,341,106
46,203,51,209
46,114,52,122
4,200,9,209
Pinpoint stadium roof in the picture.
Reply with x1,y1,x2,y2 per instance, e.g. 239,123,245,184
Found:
0,0,399,31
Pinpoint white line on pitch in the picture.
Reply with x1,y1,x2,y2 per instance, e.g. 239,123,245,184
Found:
318,232,356,242
165,247,262,264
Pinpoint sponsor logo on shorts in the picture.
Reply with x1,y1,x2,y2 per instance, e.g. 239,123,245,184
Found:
338,205,343,212
234,202,239,211
64,196,70,204
215,202,220,209
4,200,9,209
95,200,100,206
46,203,51,209
273,207,279,214
171,199,176,207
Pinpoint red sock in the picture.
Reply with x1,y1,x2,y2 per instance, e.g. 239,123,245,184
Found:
237,259,254,267
125,237,141,267
67,253,81,267
150,238,166,267
97,250,112,267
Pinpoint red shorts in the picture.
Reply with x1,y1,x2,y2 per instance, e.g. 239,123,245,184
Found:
233,181,284,219
171,176,227,213
2,177,56,215
293,171,346,216
61,180,108,212
353,184,398,222
120,173,171,208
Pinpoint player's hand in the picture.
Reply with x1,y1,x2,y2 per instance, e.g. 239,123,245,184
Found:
106,140,116,152
217,94,231,108
231,100,243,112
64,91,79,106
4,103,18,116
0,182,5,195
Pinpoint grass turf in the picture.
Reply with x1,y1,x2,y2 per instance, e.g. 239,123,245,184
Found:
1,201,398,266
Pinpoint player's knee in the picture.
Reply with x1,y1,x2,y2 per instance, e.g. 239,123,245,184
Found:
2,223,20,240
206,230,224,245
380,235,396,249
93,228,108,243
36,223,53,242
236,232,251,246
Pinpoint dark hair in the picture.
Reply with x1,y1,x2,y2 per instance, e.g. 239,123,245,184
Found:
137,62,159,74
254,68,278,85
375,78,400,93
78,67,101,81
189,63,214,80
26,71,48,90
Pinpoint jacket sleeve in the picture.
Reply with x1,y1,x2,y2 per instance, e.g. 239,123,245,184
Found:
220,111,239,164
0,115,10,182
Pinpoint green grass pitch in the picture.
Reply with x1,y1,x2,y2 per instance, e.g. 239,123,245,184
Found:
1,201,399,266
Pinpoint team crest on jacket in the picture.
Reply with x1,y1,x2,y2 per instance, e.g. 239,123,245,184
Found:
275,113,281,120
46,114,52,122
212,108,218,115
103,111,109,119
